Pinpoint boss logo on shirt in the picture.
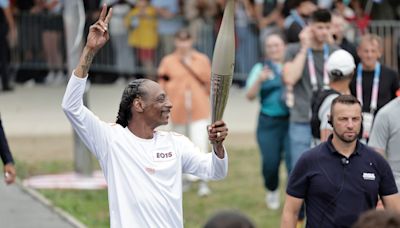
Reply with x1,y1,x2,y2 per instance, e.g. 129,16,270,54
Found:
153,151,176,162
363,172,376,181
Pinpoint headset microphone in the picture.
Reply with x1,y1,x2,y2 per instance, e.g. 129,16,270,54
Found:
341,158,349,165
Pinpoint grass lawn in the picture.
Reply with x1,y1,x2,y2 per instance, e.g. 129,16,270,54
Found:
20,147,287,228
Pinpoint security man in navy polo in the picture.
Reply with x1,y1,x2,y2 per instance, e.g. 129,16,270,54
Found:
281,94,400,228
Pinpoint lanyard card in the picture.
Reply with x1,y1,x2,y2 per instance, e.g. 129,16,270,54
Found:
362,112,374,138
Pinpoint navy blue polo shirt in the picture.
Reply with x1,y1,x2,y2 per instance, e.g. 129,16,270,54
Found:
287,136,398,228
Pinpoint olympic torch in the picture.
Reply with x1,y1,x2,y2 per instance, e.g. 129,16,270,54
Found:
210,0,235,123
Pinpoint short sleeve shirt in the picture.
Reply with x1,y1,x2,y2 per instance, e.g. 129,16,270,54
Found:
287,136,398,227
284,43,339,122
318,93,339,132
369,98,400,190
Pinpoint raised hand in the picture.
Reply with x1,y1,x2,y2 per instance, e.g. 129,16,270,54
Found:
75,4,113,78
208,120,228,158
259,66,273,82
86,4,112,53
299,26,312,49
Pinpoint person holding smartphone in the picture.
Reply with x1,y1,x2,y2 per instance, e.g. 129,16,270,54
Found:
246,33,289,210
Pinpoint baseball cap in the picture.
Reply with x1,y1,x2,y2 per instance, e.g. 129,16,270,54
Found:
326,49,356,78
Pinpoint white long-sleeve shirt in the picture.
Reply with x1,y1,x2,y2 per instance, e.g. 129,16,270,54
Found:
61,74,228,228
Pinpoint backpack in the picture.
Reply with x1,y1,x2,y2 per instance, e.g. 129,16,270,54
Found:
310,89,340,139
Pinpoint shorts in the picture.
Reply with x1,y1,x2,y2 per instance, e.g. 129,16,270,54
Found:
137,48,155,62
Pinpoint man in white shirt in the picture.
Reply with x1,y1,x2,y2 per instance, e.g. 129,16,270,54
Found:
62,5,229,228
369,90,400,192
312,49,355,143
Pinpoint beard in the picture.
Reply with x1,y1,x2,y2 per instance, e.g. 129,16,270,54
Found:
333,128,359,143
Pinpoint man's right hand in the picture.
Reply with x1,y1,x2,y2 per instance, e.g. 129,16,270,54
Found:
299,26,312,49
75,4,112,78
207,121,228,159
85,4,113,53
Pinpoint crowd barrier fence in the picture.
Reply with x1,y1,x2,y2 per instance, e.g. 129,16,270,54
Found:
9,13,400,83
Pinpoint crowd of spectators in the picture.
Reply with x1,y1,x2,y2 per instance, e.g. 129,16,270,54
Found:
2,1,400,227
1,0,400,88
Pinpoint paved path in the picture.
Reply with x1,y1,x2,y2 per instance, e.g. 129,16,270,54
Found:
0,82,258,227
0,177,78,228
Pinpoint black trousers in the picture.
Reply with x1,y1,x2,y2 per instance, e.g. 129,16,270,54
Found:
0,23,10,90
0,116,14,165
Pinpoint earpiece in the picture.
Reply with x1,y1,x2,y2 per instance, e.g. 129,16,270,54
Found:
328,116,333,126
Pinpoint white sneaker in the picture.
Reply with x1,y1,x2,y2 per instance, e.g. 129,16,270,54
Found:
185,174,200,182
24,78,36,88
23,78,36,87
182,174,198,192
265,190,280,210
52,71,65,86
197,182,211,197
45,71,55,85
182,178,191,192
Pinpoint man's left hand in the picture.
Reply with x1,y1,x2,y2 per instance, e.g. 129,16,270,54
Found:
4,163,16,185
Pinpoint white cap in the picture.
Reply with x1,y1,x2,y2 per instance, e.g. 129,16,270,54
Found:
326,49,356,77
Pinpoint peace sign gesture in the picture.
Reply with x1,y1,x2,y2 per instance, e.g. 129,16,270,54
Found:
86,4,112,53
74,4,112,78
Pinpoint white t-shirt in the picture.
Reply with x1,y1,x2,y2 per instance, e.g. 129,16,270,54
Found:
318,93,339,133
369,98,400,191
62,74,228,228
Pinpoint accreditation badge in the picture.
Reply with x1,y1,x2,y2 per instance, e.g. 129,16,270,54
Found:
362,112,374,138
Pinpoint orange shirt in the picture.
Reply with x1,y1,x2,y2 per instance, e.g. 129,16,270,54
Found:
158,50,211,124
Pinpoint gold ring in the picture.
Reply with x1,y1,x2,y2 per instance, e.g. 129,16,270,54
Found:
217,132,221,138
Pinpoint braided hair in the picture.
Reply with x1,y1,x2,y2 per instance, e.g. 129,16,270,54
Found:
116,79,148,127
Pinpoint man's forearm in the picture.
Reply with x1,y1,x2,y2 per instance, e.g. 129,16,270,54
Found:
382,194,400,213
281,194,303,228
3,7,15,30
281,210,298,228
213,144,225,159
246,77,262,100
74,47,96,78
283,47,307,85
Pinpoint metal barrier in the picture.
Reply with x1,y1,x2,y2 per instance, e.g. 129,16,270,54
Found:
368,20,400,71
11,13,219,80
9,13,400,83
11,13,65,71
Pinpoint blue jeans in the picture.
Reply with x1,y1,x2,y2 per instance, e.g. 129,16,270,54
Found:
289,122,312,169
257,113,290,191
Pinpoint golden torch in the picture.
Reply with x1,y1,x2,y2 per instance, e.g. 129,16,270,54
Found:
210,0,235,123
